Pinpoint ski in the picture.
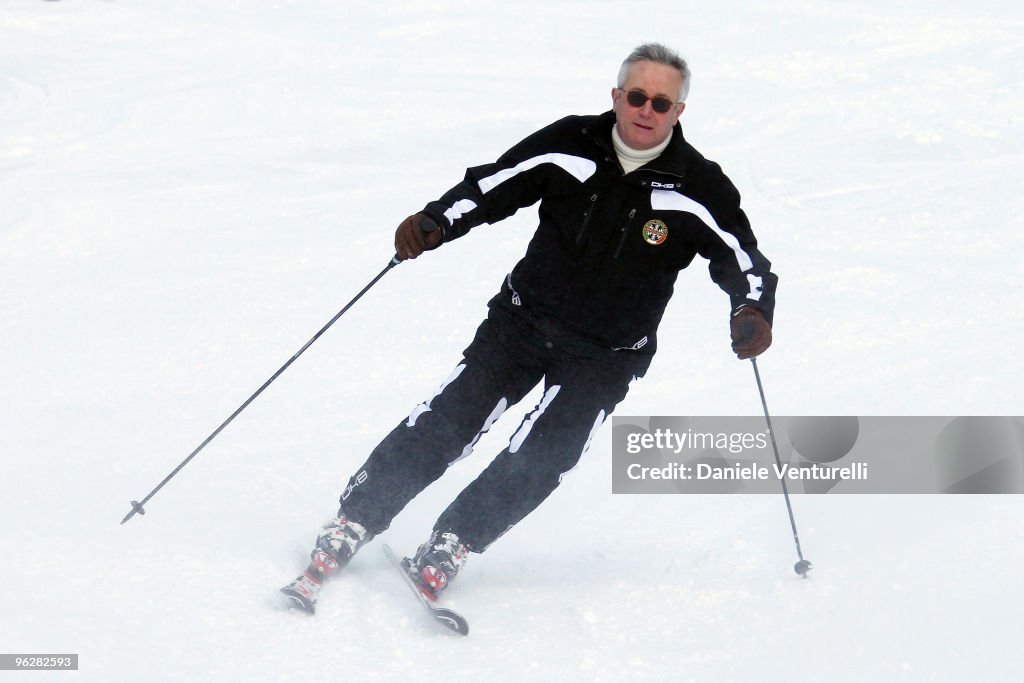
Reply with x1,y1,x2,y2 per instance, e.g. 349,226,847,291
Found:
382,544,469,636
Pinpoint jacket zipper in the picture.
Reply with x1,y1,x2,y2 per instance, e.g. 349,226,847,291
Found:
614,208,638,258
575,193,599,244
506,273,521,306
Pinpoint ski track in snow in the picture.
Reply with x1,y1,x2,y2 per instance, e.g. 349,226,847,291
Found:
1,1,1022,681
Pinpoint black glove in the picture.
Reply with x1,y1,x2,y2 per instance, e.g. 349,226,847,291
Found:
394,213,442,261
730,307,772,359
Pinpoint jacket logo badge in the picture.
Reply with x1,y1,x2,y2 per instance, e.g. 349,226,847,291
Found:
642,219,668,246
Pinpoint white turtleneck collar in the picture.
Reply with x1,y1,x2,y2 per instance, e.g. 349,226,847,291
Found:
611,125,672,174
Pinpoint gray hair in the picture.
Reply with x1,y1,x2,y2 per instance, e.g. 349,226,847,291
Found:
617,43,690,102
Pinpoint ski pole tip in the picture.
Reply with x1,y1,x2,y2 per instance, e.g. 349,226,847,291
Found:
794,559,812,578
120,500,146,525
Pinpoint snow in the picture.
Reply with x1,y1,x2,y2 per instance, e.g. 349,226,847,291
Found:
2,0,1022,680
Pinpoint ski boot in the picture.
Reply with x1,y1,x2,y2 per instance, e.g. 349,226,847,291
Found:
280,515,372,614
407,530,469,601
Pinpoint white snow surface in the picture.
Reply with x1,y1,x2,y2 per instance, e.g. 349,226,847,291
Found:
2,1,1023,681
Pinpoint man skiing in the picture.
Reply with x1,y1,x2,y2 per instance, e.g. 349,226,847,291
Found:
282,42,777,613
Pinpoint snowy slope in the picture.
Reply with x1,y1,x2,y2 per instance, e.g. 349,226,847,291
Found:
1,1,1022,681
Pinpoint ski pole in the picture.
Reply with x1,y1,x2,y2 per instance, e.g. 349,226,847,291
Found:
121,255,403,525
749,357,812,577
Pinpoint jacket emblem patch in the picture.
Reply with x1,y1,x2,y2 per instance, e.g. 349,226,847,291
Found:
642,219,668,246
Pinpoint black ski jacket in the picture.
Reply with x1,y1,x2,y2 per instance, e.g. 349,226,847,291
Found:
421,110,778,357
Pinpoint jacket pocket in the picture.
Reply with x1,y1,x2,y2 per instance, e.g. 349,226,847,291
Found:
613,208,638,258
575,193,599,245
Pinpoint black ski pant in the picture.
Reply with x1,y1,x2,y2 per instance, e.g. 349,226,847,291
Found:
337,304,647,552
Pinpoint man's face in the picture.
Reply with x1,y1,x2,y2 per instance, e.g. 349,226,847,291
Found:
611,60,686,150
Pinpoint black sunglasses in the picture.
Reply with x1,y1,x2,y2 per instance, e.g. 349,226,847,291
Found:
622,89,677,114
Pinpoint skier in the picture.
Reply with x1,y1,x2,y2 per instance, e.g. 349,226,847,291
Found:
283,42,777,612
